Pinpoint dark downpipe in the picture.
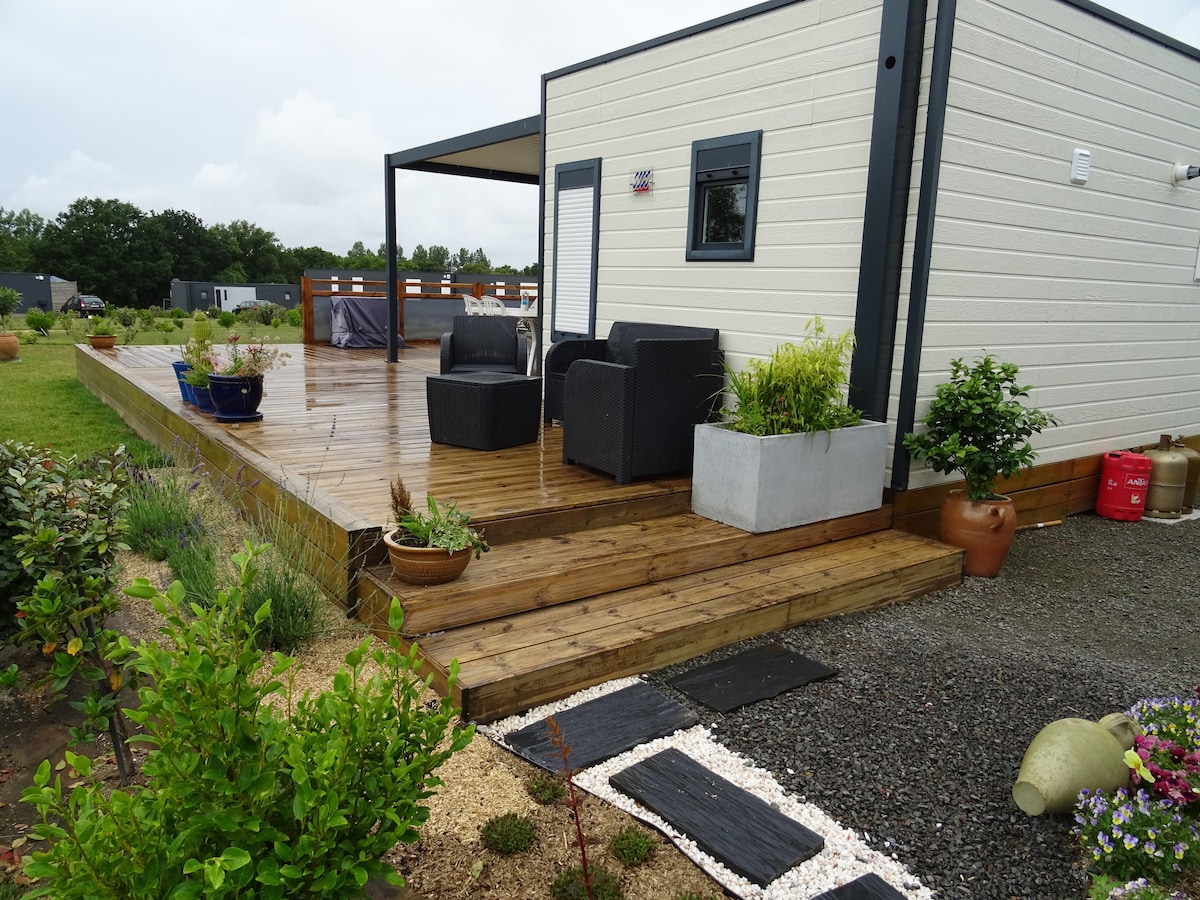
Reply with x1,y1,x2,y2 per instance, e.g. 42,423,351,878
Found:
848,0,929,424
890,0,958,490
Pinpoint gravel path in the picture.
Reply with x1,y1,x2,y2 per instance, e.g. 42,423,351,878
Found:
645,513,1200,899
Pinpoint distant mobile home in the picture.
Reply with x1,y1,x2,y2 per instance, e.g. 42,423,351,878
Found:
386,0,1200,501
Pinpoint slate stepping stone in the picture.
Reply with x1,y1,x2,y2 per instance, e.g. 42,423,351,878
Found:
609,746,823,886
505,681,698,772
809,872,910,899
668,642,837,712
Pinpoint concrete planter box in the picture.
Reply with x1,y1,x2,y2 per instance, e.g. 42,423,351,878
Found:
691,420,887,533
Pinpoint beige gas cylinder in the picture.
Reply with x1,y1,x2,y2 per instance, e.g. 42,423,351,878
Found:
1171,436,1200,513
1144,434,1188,519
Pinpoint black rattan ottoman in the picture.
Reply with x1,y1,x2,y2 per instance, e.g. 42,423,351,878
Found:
426,372,542,451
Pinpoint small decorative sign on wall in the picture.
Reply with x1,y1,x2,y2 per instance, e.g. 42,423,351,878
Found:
631,169,653,193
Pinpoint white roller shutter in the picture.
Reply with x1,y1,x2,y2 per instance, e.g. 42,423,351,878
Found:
551,159,600,339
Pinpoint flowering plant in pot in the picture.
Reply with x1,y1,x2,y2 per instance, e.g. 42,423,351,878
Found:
383,476,488,585
902,354,1057,576
206,334,289,423
0,286,21,360
213,332,288,377
691,317,886,533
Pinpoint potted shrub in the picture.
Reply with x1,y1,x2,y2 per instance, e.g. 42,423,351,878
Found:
206,332,289,423
902,354,1057,577
382,476,488,585
691,318,887,533
0,286,21,361
86,316,118,350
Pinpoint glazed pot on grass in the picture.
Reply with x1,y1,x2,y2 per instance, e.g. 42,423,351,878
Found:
0,286,22,361
385,476,488,585
904,354,1057,577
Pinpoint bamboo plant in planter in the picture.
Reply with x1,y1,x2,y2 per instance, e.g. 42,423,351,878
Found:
691,318,887,533
902,354,1057,577
383,476,489,585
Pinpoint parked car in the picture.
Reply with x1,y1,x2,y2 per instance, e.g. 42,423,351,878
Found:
233,299,260,312
63,294,106,317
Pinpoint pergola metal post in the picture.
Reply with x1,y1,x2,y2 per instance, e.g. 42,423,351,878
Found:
385,156,399,363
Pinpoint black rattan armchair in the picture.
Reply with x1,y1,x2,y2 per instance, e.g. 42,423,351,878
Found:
561,328,723,484
544,322,721,423
440,315,529,374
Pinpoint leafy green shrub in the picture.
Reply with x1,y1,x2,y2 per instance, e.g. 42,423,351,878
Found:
903,354,1057,501
549,865,622,900
609,825,656,867
24,310,55,332
218,310,236,328
285,307,303,328
135,308,157,327
18,330,38,345
21,547,473,898
123,468,201,561
156,319,177,341
480,813,537,855
2,444,134,768
170,307,188,319
111,307,138,327
526,772,567,805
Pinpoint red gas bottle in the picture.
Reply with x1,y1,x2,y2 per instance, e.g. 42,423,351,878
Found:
1095,451,1151,521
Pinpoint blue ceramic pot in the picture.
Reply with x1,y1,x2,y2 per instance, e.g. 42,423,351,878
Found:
171,361,195,404
191,385,215,415
207,374,264,423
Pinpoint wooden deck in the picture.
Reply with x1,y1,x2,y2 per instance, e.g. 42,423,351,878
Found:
77,341,962,722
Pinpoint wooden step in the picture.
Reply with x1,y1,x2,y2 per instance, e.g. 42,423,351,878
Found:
356,505,895,635
405,529,961,722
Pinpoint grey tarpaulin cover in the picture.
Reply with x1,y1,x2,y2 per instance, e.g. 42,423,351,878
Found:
329,295,404,349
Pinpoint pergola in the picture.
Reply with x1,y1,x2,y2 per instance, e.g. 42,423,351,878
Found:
383,115,542,362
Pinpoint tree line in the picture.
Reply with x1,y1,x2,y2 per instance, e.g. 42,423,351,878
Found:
0,199,537,308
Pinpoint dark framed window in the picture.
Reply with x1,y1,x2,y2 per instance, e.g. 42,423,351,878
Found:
686,130,762,261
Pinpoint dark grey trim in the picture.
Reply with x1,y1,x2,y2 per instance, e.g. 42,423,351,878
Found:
685,131,763,262
387,115,541,175
848,0,929,422
890,0,958,492
550,158,602,341
1060,0,1200,61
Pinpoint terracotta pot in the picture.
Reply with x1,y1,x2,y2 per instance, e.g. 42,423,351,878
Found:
937,491,1016,578
0,332,19,361
383,529,472,585
87,334,117,350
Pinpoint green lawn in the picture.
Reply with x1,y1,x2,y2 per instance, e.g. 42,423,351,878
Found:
0,317,302,461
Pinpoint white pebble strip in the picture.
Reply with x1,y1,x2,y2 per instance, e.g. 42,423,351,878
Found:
481,677,932,900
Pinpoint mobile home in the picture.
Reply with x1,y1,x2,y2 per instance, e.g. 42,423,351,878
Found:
386,0,1200,510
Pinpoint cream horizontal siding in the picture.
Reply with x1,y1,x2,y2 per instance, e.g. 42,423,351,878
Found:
542,0,884,365
902,0,1200,490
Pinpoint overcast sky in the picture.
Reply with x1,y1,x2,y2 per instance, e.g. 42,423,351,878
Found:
3,0,1198,271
